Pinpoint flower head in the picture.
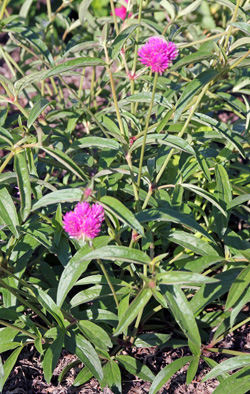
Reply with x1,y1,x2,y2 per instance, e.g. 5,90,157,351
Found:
112,0,131,20
63,202,105,241
138,36,179,75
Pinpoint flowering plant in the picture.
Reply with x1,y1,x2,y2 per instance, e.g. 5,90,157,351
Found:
0,0,250,393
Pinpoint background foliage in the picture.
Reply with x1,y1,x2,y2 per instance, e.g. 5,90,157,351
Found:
0,0,250,392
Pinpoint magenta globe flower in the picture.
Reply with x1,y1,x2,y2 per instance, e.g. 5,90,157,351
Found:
63,202,105,241
138,36,179,75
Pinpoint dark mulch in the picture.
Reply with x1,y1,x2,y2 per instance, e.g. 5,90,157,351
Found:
2,323,250,394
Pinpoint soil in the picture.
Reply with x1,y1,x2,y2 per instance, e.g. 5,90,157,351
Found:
2,323,250,394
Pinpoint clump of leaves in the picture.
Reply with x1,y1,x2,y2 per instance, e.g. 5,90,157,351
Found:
0,0,250,393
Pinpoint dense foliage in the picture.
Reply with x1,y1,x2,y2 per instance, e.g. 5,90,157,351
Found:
1,0,250,392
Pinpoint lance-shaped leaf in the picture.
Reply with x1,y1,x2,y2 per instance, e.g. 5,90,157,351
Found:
32,188,84,211
45,57,105,78
0,188,19,238
100,196,144,236
156,271,219,285
116,355,155,382
203,356,250,382
113,288,152,336
14,151,31,222
149,356,193,394
57,236,110,307
160,284,201,347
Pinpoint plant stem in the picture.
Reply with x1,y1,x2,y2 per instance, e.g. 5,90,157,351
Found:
204,347,250,357
137,72,158,189
91,244,119,308
0,0,7,19
229,49,250,70
103,44,125,138
223,0,243,51
0,319,37,339
0,151,14,174
212,315,250,346
109,0,119,35
130,308,143,344
130,0,143,114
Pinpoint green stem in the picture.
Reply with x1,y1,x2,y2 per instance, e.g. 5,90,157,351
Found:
91,244,119,308
229,49,250,70
0,151,14,174
103,44,125,138
0,0,7,19
204,347,249,357
223,0,243,51
212,315,250,346
130,308,143,344
0,319,37,339
109,0,119,35
130,0,143,114
137,72,158,189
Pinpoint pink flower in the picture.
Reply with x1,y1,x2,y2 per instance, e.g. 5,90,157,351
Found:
63,202,105,241
112,0,129,20
138,36,179,75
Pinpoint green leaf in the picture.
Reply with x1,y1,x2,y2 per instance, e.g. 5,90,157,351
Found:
43,332,64,383
78,321,112,351
227,194,250,210
130,134,195,155
167,230,220,256
7,23,53,64
111,25,139,60
0,126,14,146
210,367,250,394
0,188,19,238
100,196,144,236
69,136,120,152
178,0,202,17
212,164,231,236
45,57,105,78
65,333,103,381
79,0,93,24
171,51,216,71
149,356,193,394
181,183,227,217
134,333,171,348
203,356,250,382
0,346,23,391
32,188,84,211
113,288,152,336
75,246,151,266
73,366,93,387
14,151,31,222
27,98,55,128
160,284,201,347
136,207,212,240
230,287,250,327
190,269,241,315
194,148,211,181
156,271,219,285
186,356,199,385
70,285,113,308
29,287,66,329
40,147,87,181
193,113,245,158
174,70,218,122
226,264,250,310
230,22,250,36
203,357,229,383
102,359,122,394
116,355,155,382
57,236,110,307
